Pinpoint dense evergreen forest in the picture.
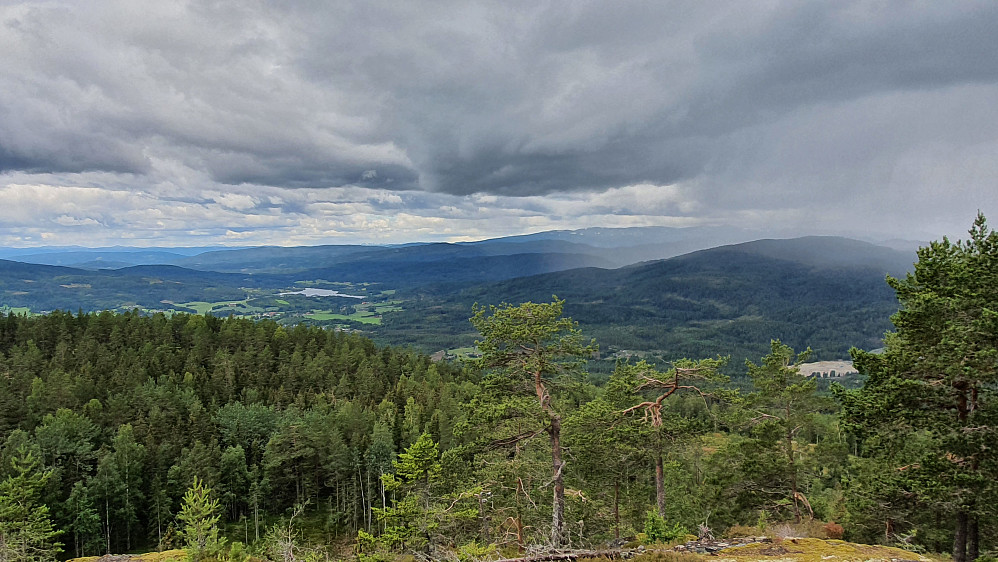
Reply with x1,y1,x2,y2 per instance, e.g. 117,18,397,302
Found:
1,219,996,562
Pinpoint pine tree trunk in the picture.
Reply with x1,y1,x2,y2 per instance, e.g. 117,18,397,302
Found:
967,514,979,562
357,466,371,531
614,480,620,540
654,450,666,518
953,391,970,562
549,416,566,547
786,421,801,523
124,465,131,552
953,510,968,562
105,496,111,555
253,492,260,542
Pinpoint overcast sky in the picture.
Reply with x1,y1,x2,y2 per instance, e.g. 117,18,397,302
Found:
2,1,996,247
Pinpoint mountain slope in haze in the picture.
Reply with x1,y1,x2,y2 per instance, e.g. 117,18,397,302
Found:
478,225,755,248
173,244,377,273
299,252,615,286
375,237,913,363
170,226,775,273
0,246,230,266
715,236,915,275
9,250,190,268
173,240,613,273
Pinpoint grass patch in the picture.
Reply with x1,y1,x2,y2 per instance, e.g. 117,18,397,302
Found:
372,302,403,313
717,538,935,562
176,301,216,314
446,346,480,359
0,306,32,315
305,309,382,324
69,549,186,562
177,299,265,316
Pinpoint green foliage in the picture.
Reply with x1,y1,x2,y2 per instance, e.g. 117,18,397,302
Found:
178,476,225,562
456,539,497,562
471,297,597,382
363,433,472,558
642,510,689,544
0,445,63,562
382,432,441,494
0,267,995,559
839,214,998,557
223,540,250,562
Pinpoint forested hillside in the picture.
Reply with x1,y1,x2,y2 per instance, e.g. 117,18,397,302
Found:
379,237,911,364
0,311,473,559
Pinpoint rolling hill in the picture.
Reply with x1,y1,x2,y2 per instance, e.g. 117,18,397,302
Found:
374,237,913,364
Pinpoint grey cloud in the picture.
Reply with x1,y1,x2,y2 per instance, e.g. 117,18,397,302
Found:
0,0,996,233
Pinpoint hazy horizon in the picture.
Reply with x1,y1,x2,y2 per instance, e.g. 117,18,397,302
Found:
0,224,931,258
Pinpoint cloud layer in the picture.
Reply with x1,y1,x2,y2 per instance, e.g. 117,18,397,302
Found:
2,1,996,246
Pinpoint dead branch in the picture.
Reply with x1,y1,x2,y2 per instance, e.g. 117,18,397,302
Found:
540,459,566,489
793,491,815,520
622,384,711,426
517,477,538,510
748,412,779,425
488,427,548,450
441,490,477,513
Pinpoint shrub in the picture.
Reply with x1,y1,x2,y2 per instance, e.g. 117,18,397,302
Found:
456,540,497,562
770,524,801,540
823,521,844,540
643,511,690,544
226,541,249,562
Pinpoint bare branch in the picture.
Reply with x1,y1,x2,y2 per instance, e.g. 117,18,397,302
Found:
487,427,548,450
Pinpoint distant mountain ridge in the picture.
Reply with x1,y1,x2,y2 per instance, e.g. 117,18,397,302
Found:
0,230,915,365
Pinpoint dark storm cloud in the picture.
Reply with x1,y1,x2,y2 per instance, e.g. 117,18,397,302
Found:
281,1,998,202
1,0,996,221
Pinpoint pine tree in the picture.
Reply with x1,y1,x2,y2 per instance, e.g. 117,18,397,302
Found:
619,357,728,520
469,298,597,547
177,476,225,562
745,341,829,523
0,445,63,562
840,213,998,560
369,432,442,554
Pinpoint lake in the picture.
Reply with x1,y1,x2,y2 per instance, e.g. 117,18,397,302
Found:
279,288,364,299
